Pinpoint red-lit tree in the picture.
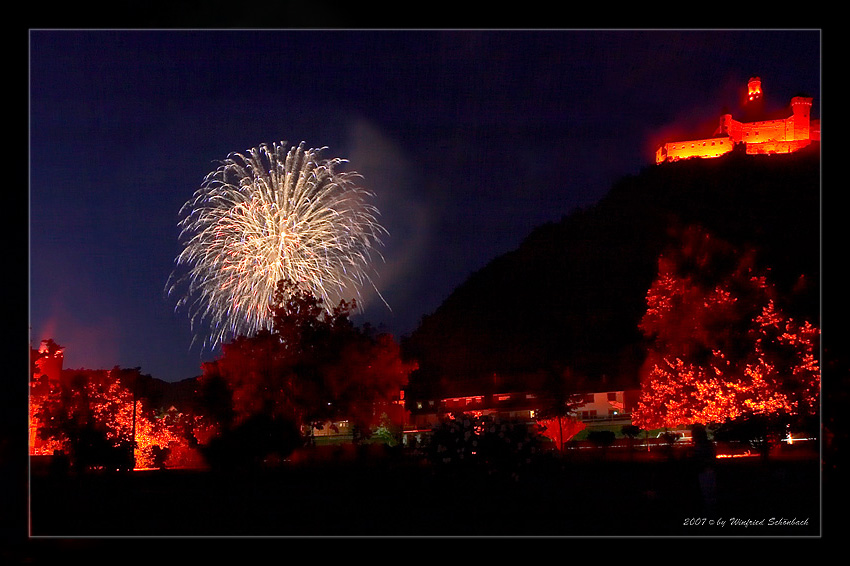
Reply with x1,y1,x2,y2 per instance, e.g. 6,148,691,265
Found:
202,330,298,424
35,366,202,470
36,368,136,470
632,225,819,431
537,415,585,451
199,279,415,448
321,331,416,437
534,368,586,451
30,340,65,455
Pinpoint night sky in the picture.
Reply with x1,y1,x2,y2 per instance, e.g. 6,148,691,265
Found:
28,29,821,383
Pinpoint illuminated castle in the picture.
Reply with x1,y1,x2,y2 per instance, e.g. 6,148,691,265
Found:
655,77,820,164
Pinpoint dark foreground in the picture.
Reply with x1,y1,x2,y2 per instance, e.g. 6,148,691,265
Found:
26,447,821,538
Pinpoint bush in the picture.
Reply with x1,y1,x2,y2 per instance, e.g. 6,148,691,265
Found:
427,413,549,478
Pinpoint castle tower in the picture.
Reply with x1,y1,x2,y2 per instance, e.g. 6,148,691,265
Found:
747,77,763,103
716,113,742,142
790,96,813,142
742,76,765,121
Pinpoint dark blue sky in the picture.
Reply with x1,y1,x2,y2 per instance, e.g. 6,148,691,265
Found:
28,29,821,382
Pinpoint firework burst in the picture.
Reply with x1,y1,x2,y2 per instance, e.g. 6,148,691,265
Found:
166,141,387,350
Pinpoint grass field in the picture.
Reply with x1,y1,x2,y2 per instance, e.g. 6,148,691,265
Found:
26,445,822,538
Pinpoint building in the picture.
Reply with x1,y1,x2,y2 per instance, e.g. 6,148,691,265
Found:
575,390,640,423
403,371,641,443
655,77,819,164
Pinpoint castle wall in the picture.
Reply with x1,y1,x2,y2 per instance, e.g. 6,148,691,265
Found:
745,138,813,155
656,136,734,164
740,117,792,144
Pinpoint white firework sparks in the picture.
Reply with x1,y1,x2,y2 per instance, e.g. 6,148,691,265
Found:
166,141,387,350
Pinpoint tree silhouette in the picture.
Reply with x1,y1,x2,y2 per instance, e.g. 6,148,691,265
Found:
632,225,819,431
621,424,642,456
713,414,779,460
587,430,616,449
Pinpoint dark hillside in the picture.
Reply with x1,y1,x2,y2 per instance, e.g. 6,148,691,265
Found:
403,146,820,395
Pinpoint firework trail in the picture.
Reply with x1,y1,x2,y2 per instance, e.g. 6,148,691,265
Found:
166,141,388,350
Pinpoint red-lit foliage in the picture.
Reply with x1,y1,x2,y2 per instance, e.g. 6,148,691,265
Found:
537,416,586,451
32,366,204,469
29,395,63,456
30,341,66,456
202,330,299,424
322,332,415,432
632,226,819,430
533,370,587,451
199,279,416,439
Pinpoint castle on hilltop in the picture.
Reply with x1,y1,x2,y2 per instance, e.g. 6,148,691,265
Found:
655,77,820,164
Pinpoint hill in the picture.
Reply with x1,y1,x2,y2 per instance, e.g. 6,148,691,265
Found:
402,146,820,397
